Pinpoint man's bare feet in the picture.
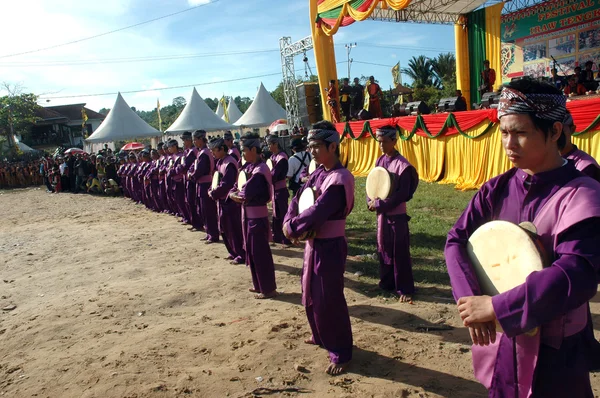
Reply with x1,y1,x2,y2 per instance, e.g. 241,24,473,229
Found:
248,288,258,293
304,338,317,345
399,294,413,303
326,361,350,376
255,291,277,299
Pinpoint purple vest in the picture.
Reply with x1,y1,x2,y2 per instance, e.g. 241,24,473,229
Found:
213,155,237,201
272,151,289,191
375,154,412,252
195,147,215,184
473,176,600,397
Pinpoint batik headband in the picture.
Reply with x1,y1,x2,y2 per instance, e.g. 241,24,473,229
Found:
497,87,566,122
376,127,397,139
307,129,340,144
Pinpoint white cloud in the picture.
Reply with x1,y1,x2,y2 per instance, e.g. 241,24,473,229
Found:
188,0,211,5
134,79,169,99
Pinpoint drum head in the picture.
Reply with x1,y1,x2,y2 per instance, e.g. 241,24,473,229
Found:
298,188,316,214
466,220,544,296
211,172,221,190
266,159,274,171
241,156,247,166
237,170,248,189
366,166,391,200
308,159,317,175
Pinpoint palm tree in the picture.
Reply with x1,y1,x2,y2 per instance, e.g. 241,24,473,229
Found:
430,53,456,89
401,55,435,88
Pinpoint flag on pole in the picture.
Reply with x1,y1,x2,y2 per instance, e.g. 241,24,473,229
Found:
81,108,89,138
391,62,401,86
220,96,229,123
157,99,163,133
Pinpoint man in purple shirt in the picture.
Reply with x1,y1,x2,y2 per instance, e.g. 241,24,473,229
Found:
368,126,419,303
283,121,355,376
190,130,219,243
208,138,245,264
166,139,187,220
560,111,600,182
224,131,241,163
266,134,291,246
229,132,277,299
445,77,600,397
179,131,200,228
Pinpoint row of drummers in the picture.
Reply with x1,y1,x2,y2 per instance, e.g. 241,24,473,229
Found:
115,130,321,266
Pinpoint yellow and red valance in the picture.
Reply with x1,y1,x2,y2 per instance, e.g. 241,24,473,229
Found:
317,0,412,35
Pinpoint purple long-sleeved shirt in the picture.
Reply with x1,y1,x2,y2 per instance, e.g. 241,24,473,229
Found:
238,162,271,207
271,153,288,185
189,149,212,182
210,156,237,201
370,153,418,213
445,164,600,337
284,163,347,238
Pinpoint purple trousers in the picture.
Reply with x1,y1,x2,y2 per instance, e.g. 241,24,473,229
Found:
243,216,276,294
197,182,219,241
219,200,245,262
378,214,415,296
172,180,186,218
304,237,353,364
272,188,291,245
186,180,203,229
150,179,161,212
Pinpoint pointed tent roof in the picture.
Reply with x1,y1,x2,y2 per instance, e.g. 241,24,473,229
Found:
215,99,225,118
167,88,233,133
233,83,286,127
224,97,243,124
86,93,159,143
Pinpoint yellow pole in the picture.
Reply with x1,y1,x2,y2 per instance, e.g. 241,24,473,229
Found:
454,18,471,110
310,0,339,122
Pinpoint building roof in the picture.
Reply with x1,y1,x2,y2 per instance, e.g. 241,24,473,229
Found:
45,103,105,121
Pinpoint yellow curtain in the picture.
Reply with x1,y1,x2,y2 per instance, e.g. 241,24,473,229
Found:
454,20,471,110
311,0,339,121
344,138,381,177
439,123,511,190
573,130,600,161
485,3,503,92
397,134,446,182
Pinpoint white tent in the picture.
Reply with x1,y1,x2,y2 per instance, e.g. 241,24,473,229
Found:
233,83,286,128
86,93,159,143
12,136,37,153
167,88,233,133
215,99,225,118
224,97,243,124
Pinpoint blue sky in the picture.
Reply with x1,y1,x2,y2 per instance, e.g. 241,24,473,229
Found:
0,0,456,113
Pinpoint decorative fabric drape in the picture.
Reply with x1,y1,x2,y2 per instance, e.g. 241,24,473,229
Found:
336,99,600,190
468,8,487,107
317,0,412,35
455,18,471,110
485,3,503,93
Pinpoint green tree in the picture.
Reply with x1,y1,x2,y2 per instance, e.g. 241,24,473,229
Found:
431,53,456,89
204,97,218,112
402,56,436,88
99,107,110,115
172,96,186,108
0,83,40,155
234,96,252,113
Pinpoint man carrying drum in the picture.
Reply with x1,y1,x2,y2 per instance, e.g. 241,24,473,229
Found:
266,134,291,247
283,121,355,376
367,126,419,303
229,132,277,299
445,77,600,397
208,138,246,265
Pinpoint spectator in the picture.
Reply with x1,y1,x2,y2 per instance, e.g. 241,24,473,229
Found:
286,138,312,197
564,76,586,96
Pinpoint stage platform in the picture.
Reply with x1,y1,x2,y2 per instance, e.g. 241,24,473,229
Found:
334,97,600,190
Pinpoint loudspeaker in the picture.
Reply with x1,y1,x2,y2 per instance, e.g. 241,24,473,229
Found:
297,83,319,98
297,82,322,127
438,96,467,112
405,101,430,115
481,92,500,108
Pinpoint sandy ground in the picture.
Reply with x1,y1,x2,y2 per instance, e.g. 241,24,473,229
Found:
1,187,599,398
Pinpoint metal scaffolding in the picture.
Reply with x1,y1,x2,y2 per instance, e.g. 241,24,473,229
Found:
279,36,313,128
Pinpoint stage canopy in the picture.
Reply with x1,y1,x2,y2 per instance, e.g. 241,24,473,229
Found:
167,88,233,133
225,98,243,124
233,83,286,128
86,93,159,143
